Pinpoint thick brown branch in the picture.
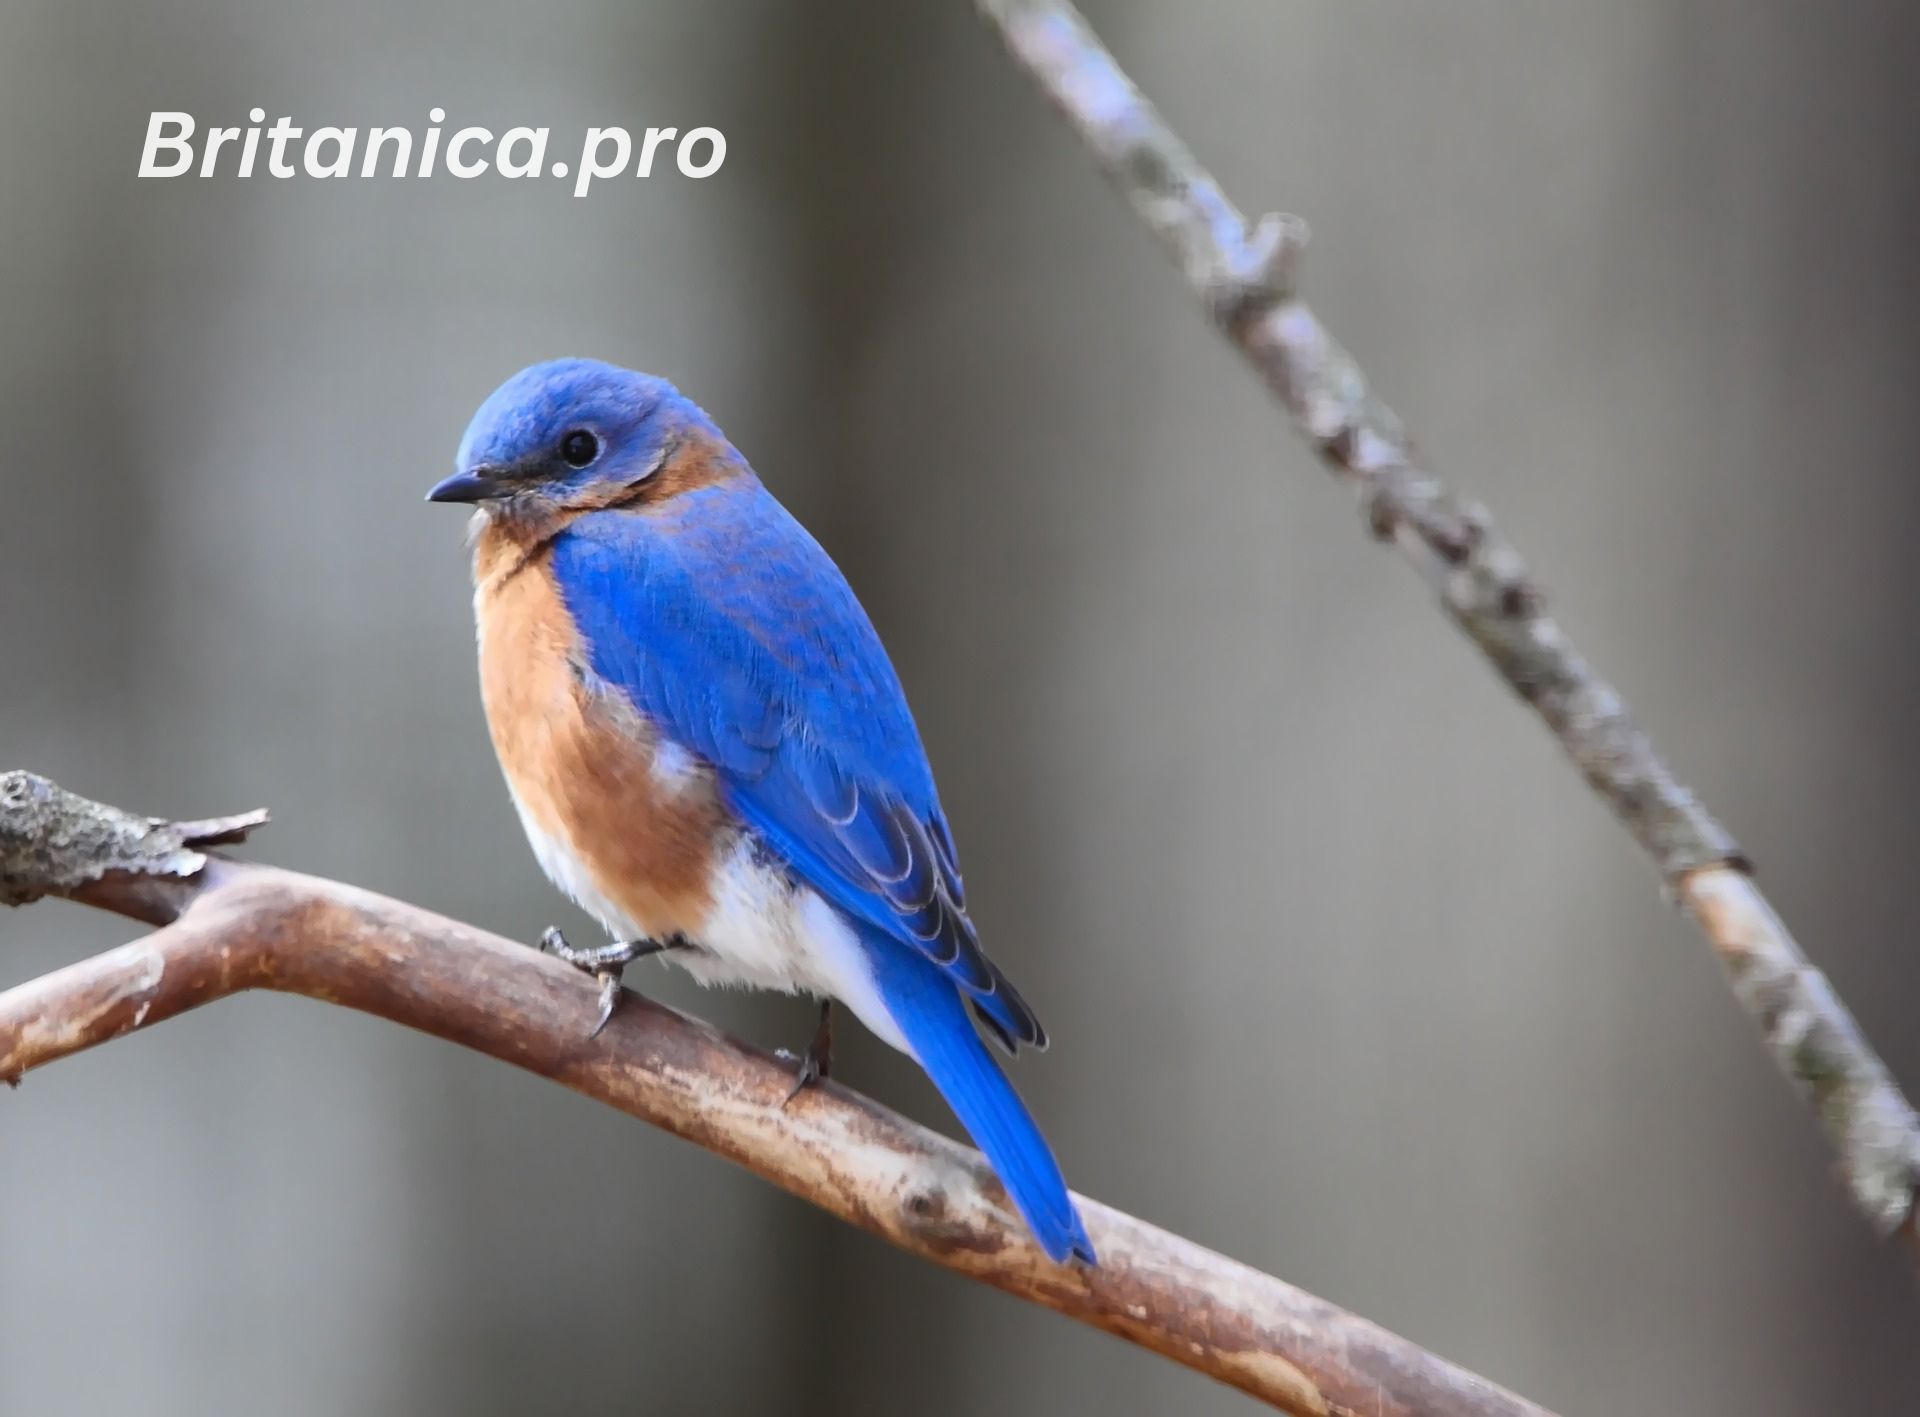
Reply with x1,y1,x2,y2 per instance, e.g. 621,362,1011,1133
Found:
973,0,1920,1253
0,775,1549,1417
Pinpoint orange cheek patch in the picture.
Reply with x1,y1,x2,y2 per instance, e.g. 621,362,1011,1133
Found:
647,430,748,499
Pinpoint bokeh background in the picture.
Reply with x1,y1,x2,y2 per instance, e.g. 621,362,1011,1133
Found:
4,1,1918,1412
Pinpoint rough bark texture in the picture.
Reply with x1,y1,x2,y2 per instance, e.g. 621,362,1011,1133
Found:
0,773,1550,1417
972,0,1920,1252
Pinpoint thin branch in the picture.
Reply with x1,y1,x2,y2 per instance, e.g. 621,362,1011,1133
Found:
0,774,1550,1417
972,0,1920,1251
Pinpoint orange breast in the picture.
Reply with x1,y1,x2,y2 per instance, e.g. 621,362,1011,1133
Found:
474,526,722,938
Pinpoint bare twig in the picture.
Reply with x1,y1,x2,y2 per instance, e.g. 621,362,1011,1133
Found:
0,773,1550,1416
972,0,1920,1250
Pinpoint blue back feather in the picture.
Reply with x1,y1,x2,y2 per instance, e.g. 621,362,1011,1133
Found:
550,482,1043,1050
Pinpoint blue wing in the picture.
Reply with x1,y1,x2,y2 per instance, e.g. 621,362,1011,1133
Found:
549,483,1044,1051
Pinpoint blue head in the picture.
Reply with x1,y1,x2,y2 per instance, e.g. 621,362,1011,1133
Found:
427,358,724,513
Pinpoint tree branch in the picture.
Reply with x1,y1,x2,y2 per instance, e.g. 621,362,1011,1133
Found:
0,773,1548,1417
973,0,1920,1255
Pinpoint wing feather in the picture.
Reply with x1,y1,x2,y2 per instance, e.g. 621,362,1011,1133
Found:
550,491,1042,1049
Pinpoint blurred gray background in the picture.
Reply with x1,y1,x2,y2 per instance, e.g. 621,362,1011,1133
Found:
4,1,1917,1412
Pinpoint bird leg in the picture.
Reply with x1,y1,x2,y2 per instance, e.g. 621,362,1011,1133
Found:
781,999,834,1106
539,927,690,1038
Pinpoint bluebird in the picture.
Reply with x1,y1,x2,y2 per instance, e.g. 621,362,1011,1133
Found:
427,358,1095,1264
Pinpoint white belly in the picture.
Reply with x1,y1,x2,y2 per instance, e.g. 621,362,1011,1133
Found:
517,804,910,1057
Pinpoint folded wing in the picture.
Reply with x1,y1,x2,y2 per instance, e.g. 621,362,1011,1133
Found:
551,491,1044,1051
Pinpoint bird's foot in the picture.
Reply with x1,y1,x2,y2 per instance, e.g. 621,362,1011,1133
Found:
539,927,689,1038
779,999,834,1107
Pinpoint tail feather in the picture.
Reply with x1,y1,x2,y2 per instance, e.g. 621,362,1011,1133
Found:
970,956,1047,1056
860,931,1094,1264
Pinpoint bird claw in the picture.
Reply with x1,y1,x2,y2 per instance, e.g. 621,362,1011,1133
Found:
781,1054,821,1107
539,927,690,1038
590,967,624,1038
780,999,834,1108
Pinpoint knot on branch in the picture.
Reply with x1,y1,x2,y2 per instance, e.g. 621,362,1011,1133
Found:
0,771,268,908
1207,211,1308,327
898,1179,1014,1259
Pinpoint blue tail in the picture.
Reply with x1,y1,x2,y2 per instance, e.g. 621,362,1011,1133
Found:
860,931,1095,1264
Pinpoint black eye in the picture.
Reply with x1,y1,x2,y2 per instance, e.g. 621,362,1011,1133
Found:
560,429,600,468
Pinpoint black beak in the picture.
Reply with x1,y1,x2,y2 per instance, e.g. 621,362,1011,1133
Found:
425,467,509,504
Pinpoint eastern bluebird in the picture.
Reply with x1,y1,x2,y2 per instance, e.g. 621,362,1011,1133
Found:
428,358,1095,1264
